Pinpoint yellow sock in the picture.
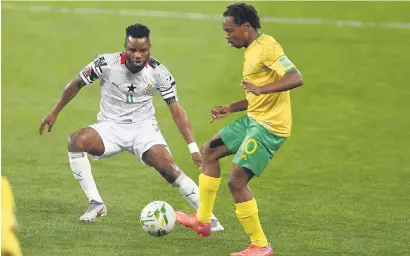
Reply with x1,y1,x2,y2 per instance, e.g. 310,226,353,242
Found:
196,173,221,223
236,198,268,248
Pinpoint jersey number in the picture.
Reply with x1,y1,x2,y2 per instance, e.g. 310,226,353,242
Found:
240,136,258,155
126,94,134,104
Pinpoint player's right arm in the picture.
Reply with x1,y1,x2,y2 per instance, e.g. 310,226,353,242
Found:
210,99,248,123
39,55,106,135
39,76,86,135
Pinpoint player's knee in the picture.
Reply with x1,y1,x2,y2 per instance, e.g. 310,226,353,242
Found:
228,177,246,193
68,132,88,152
228,179,240,193
149,151,175,173
202,141,217,162
146,148,173,169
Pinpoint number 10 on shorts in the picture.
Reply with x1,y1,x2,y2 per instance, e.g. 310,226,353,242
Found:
240,136,258,155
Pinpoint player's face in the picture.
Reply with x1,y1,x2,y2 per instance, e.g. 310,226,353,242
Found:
124,36,151,68
223,16,248,48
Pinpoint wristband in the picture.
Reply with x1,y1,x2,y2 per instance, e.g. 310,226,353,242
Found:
188,142,200,153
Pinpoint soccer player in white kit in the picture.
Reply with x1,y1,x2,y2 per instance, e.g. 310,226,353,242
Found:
39,24,223,231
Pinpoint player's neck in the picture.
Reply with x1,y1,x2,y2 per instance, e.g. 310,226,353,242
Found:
245,30,262,48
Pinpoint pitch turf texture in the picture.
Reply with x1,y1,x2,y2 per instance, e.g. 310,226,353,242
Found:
2,2,410,256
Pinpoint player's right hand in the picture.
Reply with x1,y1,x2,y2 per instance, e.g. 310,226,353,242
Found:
210,105,231,123
39,113,58,135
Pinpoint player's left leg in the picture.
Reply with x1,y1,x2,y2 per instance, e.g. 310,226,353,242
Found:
228,165,273,256
228,117,286,256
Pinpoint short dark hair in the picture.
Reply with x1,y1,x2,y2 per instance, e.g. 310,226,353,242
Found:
125,24,150,39
223,3,261,29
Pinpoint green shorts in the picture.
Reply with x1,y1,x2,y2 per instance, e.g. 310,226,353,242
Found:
219,115,286,176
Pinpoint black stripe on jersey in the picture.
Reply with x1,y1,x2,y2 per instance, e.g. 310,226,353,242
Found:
89,69,99,81
164,96,177,104
94,56,107,69
93,56,107,76
148,57,161,69
159,86,173,93
171,81,176,86
96,66,103,75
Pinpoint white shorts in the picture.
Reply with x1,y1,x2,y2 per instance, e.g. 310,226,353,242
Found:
88,118,168,165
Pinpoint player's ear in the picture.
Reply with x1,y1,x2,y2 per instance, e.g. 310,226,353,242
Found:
240,22,249,33
241,23,249,37
242,22,251,30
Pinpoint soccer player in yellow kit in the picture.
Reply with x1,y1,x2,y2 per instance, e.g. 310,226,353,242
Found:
2,177,23,256
177,3,303,256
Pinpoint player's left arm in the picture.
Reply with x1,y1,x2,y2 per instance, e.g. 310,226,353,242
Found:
242,42,303,95
167,102,202,169
158,69,202,168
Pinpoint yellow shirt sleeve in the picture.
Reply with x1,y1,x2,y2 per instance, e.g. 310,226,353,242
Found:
261,40,296,76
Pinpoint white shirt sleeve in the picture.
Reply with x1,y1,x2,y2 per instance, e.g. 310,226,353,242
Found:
79,55,107,85
156,65,178,104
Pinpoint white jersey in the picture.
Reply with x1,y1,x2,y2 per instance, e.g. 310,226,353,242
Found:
79,52,178,123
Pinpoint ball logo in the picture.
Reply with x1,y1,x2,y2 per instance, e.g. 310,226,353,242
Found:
154,204,169,227
140,201,176,237
143,204,168,227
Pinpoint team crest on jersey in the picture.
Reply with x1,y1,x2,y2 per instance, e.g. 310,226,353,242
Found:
143,82,153,94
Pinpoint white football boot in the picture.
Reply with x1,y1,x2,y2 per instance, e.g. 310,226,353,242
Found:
211,218,224,232
79,199,107,222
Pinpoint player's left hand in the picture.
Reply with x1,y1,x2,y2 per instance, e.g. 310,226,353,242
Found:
241,80,262,96
191,152,202,170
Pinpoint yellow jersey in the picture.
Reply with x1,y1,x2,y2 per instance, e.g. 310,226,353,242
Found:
243,33,296,137
2,177,23,256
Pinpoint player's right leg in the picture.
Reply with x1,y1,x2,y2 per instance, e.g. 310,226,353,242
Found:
141,144,224,233
177,116,248,236
132,118,225,232
175,133,230,236
68,124,121,222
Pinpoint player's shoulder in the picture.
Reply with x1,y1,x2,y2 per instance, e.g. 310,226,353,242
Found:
260,34,281,48
95,52,123,66
147,56,171,75
147,56,168,71
259,34,285,57
81,52,122,82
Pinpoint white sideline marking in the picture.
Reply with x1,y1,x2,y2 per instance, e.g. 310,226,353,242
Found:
2,3,410,30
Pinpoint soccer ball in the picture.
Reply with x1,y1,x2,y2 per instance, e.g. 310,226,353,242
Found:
140,201,176,237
